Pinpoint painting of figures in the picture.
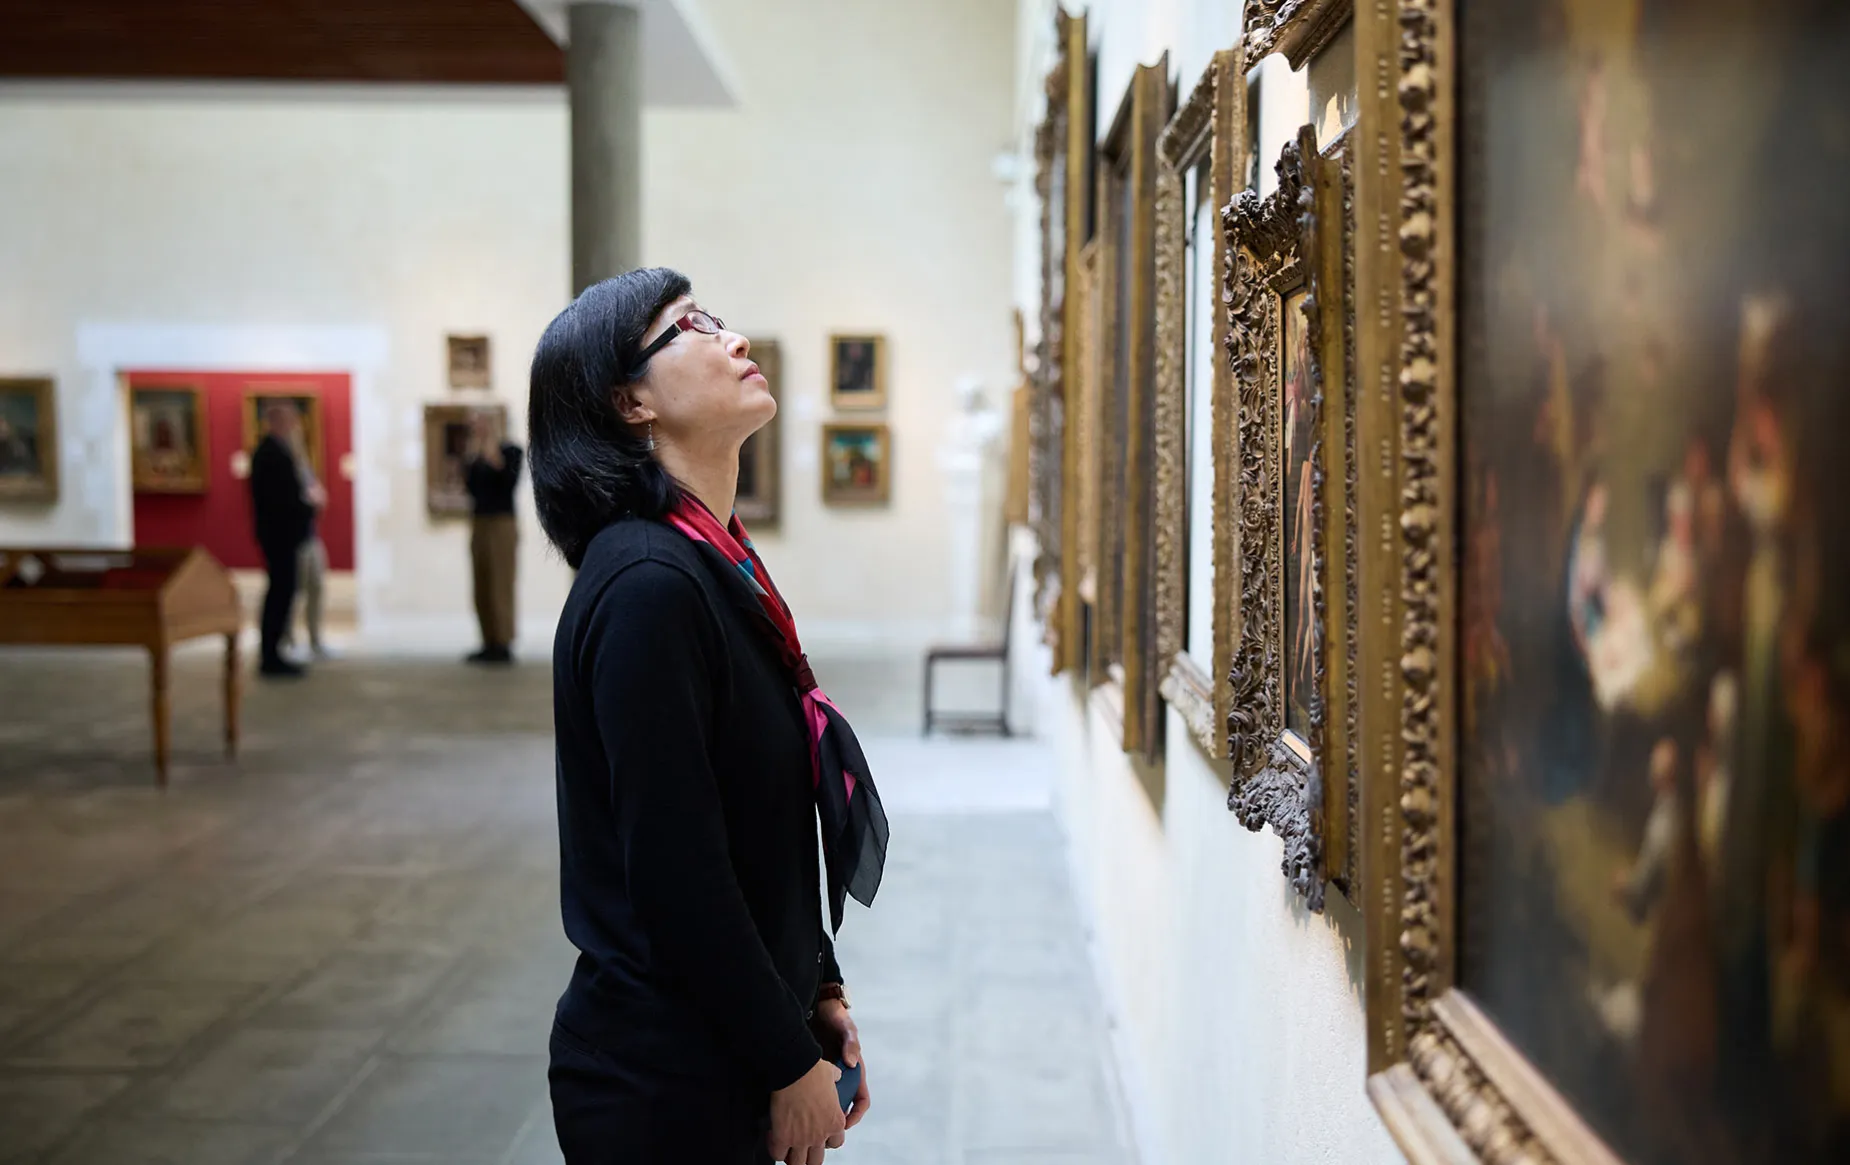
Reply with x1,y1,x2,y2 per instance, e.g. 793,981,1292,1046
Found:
1280,287,1317,743
1456,1,1850,1162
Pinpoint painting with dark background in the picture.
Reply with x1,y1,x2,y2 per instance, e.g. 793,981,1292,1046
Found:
1281,288,1315,741
1456,0,1850,1161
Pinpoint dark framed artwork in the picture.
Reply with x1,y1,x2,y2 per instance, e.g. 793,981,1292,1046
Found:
1359,1,1850,1162
820,423,890,506
1037,8,1090,672
1153,45,1247,761
423,403,506,517
129,383,210,494
1090,53,1171,766
448,334,491,390
828,334,886,411
241,386,325,480
736,338,781,526
0,377,57,503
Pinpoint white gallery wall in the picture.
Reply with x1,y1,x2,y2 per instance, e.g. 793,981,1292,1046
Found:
0,0,1017,651
1010,2,1403,1163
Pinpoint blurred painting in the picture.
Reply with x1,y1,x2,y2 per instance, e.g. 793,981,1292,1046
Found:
129,385,208,494
425,403,505,517
242,389,324,479
829,334,887,410
1456,1,1850,1162
448,334,490,390
821,423,890,505
736,339,781,525
0,378,56,502
1280,287,1316,742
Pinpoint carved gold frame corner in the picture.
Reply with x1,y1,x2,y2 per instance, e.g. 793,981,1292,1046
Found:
1356,3,1624,1162
1242,0,1355,69
1153,47,1246,761
1223,136,1326,910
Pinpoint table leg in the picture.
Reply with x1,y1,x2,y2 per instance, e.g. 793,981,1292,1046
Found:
224,632,241,760
150,645,171,787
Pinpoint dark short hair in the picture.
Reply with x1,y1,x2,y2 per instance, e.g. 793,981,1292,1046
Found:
529,267,690,568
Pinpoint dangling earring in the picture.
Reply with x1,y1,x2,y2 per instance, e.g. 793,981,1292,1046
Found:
647,421,655,452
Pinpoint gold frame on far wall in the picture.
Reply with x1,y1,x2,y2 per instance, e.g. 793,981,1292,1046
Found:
820,422,891,506
128,382,210,495
241,387,326,480
736,338,782,527
0,377,58,503
1090,54,1171,767
1037,7,1088,674
828,334,887,411
448,334,491,390
1152,45,1247,762
423,402,506,518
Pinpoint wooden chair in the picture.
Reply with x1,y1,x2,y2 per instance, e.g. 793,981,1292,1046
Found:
922,566,1016,737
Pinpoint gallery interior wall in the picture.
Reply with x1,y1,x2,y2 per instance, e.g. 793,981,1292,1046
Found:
1009,2,1402,1162
0,0,1017,650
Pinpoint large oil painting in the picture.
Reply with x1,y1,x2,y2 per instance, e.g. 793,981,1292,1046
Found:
1280,286,1316,744
1457,0,1850,1161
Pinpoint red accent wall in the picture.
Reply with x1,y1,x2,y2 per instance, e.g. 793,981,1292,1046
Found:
129,371,355,571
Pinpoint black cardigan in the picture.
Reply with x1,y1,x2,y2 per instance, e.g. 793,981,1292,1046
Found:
249,434,314,551
551,517,842,1094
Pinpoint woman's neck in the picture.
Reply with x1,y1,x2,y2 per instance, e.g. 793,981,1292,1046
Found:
657,441,738,522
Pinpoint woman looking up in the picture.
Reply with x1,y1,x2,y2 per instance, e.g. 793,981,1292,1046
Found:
528,268,887,1165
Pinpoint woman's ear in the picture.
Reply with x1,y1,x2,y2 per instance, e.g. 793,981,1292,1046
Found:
611,389,654,427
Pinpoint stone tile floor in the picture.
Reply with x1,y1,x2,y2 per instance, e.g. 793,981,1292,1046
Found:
0,646,1128,1164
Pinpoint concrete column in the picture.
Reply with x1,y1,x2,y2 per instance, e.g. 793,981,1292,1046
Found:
568,1,642,293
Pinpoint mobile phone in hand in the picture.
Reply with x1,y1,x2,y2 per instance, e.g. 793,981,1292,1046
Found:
833,1058,861,1113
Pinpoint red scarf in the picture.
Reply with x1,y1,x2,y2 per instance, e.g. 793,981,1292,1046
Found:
665,496,887,930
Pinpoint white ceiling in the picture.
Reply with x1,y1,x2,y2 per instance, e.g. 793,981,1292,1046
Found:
514,0,738,107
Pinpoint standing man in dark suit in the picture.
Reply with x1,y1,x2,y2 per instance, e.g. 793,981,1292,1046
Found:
465,411,523,664
250,403,322,678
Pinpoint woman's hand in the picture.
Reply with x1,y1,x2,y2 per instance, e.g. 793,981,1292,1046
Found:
767,1058,845,1164
813,999,871,1129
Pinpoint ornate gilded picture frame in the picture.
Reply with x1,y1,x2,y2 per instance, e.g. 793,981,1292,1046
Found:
0,377,58,503
820,423,891,506
1153,47,1246,760
828,334,886,412
128,382,210,495
1301,122,1360,902
447,334,490,390
1036,10,1087,670
241,386,325,480
423,402,506,518
1242,0,1353,69
1091,56,1170,761
1223,137,1326,910
736,338,781,526
1360,1,1850,1161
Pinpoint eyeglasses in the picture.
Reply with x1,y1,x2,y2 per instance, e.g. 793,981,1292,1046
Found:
634,309,726,367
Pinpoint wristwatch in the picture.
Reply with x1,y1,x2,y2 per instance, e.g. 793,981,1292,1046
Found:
815,982,852,1010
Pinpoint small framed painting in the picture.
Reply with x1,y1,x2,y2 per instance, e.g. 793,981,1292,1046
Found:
448,334,491,390
424,402,506,517
821,422,891,506
828,334,887,411
241,387,326,480
736,339,782,526
0,377,57,503
129,383,210,494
